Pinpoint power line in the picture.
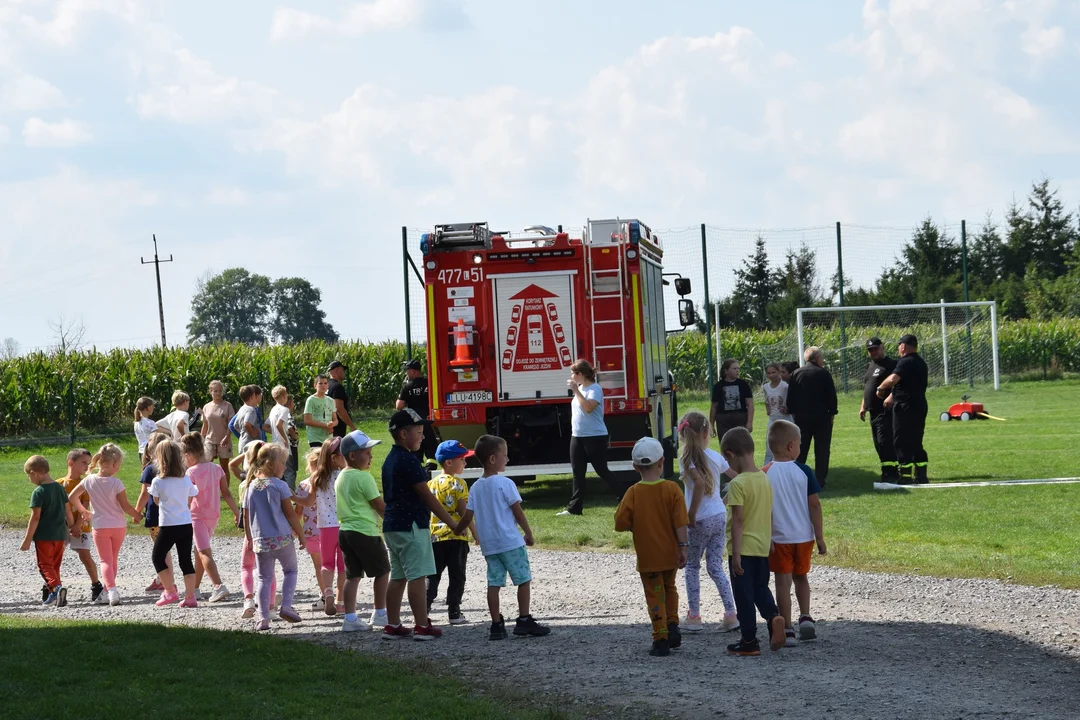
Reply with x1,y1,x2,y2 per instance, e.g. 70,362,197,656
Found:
141,234,174,347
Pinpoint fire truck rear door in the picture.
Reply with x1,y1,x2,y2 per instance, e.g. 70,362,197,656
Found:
491,271,578,400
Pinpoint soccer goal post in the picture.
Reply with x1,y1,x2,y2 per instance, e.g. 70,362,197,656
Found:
796,301,1000,391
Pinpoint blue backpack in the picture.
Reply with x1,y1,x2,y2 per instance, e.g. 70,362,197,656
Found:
229,407,267,440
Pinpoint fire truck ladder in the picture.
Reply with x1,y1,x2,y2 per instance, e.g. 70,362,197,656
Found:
585,221,628,400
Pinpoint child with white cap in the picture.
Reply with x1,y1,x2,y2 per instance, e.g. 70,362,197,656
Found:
614,437,689,657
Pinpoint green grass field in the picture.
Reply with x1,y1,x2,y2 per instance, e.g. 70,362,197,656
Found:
0,615,556,720
2,380,1078,587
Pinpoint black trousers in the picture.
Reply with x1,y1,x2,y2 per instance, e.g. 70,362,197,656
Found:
728,555,779,643
869,410,898,478
893,400,928,480
794,413,834,486
414,425,438,463
152,523,195,575
567,435,625,515
426,540,468,612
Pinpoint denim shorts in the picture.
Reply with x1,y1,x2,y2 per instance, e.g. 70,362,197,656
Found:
485,546,532,587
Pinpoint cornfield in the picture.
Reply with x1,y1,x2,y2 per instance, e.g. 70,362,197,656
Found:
0,320,1076,437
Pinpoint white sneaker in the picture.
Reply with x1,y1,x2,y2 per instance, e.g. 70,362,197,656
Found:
721,612,741,632
369,609,389,627
555,510,575,517
108,588,121,606
208,584,230,603
93,589,110,605
311,597,325,611
342,617,372,633
785,628,799,648
682,615,704,632
241,597,256,619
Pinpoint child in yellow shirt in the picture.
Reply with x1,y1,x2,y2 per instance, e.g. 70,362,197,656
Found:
426,440,478,626
614,437,689,657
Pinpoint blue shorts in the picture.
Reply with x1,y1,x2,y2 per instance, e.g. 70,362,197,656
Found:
485,546,532,587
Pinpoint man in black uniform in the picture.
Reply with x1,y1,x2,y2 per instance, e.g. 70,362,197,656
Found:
859,337,899,482
786,346,838,487
327,360,355,438
876,334,929,484
397,359,437,461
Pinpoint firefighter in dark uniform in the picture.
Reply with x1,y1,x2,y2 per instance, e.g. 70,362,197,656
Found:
397,359,438,461
859,337,899,482
876,334,929,484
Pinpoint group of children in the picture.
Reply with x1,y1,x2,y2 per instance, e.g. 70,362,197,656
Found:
711,359,799,465
23,374,823,656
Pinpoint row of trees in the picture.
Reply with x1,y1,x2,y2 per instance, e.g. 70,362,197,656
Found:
713,180,1080,329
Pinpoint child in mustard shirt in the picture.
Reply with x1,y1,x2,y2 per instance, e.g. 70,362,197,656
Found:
721,427,785,656
614,437,689,657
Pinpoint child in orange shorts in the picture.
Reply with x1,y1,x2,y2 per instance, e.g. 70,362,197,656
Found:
763,420,826,647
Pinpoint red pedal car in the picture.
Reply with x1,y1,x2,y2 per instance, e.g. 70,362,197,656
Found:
940,396,985,422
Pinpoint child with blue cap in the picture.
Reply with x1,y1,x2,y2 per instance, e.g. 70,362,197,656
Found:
426,439,478,625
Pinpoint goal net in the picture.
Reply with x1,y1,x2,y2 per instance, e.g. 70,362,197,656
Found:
796,301,1000,392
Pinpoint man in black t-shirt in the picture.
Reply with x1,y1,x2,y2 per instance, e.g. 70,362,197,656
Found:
397,359,437,461
787,346,839,487
876,334,929,484
327,360,355,438
859,337,899,482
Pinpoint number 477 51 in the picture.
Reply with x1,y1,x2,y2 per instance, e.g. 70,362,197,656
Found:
437,268,484,284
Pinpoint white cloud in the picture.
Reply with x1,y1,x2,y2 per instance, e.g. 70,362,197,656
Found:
270,0,464,40
22,117,92,147
1021,24,1065,57
0,74,66,111
11,0,140,47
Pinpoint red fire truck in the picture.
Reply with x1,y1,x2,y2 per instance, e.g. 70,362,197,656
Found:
419,220,696,479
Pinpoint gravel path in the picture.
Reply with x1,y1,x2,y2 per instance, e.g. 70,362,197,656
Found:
3,532,1079,719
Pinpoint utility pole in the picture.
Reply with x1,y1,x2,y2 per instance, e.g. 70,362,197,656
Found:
141,234,173,347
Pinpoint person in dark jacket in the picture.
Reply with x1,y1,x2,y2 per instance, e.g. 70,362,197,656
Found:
786,346,838,487
859,337,899,482
876,334,929,485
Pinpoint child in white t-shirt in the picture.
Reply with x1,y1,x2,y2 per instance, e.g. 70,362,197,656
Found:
677,411,739,633
761,363,793,465
452,435,550,641
157,391,192,441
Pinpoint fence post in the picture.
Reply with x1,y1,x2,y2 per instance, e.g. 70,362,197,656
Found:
940,298,949,385
835,221,848,392
714,301,723,383
402,226,412,360
961,220,974,388
67,379,75,445
701,223,715,393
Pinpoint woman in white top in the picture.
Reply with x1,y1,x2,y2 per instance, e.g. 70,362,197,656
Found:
677,411,738,632
558,360,625,516
762,362,793,464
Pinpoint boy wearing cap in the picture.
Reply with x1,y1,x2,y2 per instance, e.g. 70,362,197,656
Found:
426,440,478,625
614,437,689,657
381,408,462,640
336,430,391,632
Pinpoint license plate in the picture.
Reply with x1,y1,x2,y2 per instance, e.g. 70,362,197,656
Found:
446,391,493,404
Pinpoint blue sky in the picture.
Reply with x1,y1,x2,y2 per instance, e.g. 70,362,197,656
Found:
1,0,1078,352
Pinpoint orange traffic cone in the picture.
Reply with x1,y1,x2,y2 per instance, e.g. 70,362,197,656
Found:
450,318,474,368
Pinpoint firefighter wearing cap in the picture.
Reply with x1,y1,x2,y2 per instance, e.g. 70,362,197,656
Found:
859,337,899,482
396,359,437,461
876,334,929,484
327,360,355,438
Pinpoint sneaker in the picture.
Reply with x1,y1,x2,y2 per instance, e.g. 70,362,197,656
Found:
649,638,671,657
769,615,786,652
721,612,740,632
90,582,104,603
180,594,198,609
513,615,551,637
93,586,110,605
145,578,164,593
155,590,180,607
108,588,121,606
41,584,50,603
323,590,337,617
369,609,389,627
342,617,371,633
279,607,302,624
448,611,468,626
255,619,270,632
798,614,817,641
43,590,58,606
489,616,508,641
56,586,68,608
274,593,282,610
727,638,761,656
381,624,412,641
682,614,704,633
413,622,443,641
667,622,682,649
785,628,799,648
311,597,325,611
555,510,578,517
241,597,256,619
335,604,346,615
208,584,230,604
